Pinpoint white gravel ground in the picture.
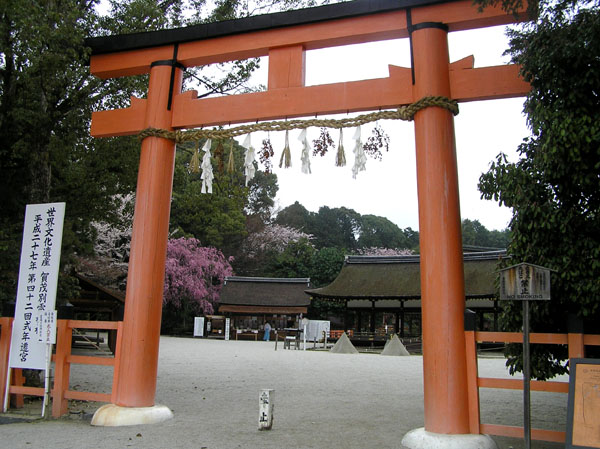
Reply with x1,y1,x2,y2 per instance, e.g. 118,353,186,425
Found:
0,336,569,449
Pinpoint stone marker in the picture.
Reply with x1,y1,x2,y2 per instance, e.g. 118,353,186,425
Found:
258,389,274,430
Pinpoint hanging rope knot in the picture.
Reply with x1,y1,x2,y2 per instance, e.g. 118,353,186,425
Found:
137,127,177,141
135,95,458,142
402,96,459,120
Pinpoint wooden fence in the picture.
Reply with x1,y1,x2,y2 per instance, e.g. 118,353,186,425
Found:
0,317,122,417
464,315,600,443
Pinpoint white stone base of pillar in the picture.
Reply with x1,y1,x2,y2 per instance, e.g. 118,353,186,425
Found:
91,403,173,427
401,428,498,449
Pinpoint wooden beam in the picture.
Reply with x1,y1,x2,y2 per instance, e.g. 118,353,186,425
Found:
268,45,306,89
91,97,146,137
89,1,527,79
90,47,173,79
450,64,529,102
480,424,566,443
171,63,527,128
170,65,413,128
478,377,569,393
90,61,527,135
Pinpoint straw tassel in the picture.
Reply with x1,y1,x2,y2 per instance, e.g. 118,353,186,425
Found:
214,140,225,173
226,139,235,174
189,141,201,173
279,130,292,168
336,128,346,167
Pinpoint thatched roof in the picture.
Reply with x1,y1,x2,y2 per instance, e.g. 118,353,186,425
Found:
306,251,506,301
219,277,311,313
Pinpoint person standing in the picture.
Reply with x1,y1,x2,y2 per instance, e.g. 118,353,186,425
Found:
263,322,272,341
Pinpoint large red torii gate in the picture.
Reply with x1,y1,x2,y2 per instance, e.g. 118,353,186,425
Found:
87,0,529,445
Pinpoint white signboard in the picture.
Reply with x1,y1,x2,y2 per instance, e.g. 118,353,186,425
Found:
305,320,331,342
225,318,230,341
36,310,57,344
193,317,205,337
8,203,65,369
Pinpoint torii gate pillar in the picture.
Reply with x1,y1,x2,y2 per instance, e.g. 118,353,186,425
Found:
401,24,496,449
91,62,183,426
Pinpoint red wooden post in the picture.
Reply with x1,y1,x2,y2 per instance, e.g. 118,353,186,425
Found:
111,321,124,403
52,319,72,417
113,61,183,408
0,317,13,409
11,369,25,408
567,314,585,359
464,311,481,434
412,24,470,434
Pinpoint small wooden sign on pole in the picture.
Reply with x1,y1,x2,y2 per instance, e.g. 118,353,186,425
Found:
498,262,553,449
499,262,551,301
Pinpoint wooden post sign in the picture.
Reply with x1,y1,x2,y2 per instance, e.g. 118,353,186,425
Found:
498,262,552,449
499,263,552,301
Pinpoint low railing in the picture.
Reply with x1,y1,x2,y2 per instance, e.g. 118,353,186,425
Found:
0,317,122,417
464,320,600,443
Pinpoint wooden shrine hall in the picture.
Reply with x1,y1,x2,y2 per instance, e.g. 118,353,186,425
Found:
218,276,310,335
306,251,507,338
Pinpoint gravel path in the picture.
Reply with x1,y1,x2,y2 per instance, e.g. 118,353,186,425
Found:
0,337,569,449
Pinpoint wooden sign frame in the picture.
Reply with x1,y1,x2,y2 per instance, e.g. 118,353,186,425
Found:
567,358,600,449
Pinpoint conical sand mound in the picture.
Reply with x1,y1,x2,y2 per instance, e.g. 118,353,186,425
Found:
329,332,359,354
381,334,410,356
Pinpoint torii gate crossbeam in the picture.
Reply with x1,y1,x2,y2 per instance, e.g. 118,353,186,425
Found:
86,1,529,446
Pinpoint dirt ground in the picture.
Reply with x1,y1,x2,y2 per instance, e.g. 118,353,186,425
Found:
0,337,569,449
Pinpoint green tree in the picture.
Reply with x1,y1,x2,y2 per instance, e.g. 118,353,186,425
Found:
0,0,144,307
358,214,411,249
170,138,279,257
403,227,420,251
461,219,509,249
310,206,362,250
310,247,345,288
264,238,316,278
246,170,279,221
0,0,297,310
308,247,346,320
477,0,600,379
274,201,313,232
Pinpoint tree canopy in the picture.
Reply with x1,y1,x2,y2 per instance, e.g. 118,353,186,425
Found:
461,219,509,249
476,0,600,379
274,202,421,252
0,0,274,310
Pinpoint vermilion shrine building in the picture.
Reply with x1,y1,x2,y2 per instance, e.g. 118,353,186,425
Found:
85,0,529,446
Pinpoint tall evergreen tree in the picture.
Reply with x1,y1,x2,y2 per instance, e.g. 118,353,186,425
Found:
477,0,600,379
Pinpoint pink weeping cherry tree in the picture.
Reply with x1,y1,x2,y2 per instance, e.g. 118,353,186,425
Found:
163,237,233,317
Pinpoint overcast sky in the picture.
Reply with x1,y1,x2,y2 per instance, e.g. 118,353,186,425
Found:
242,24,529,231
